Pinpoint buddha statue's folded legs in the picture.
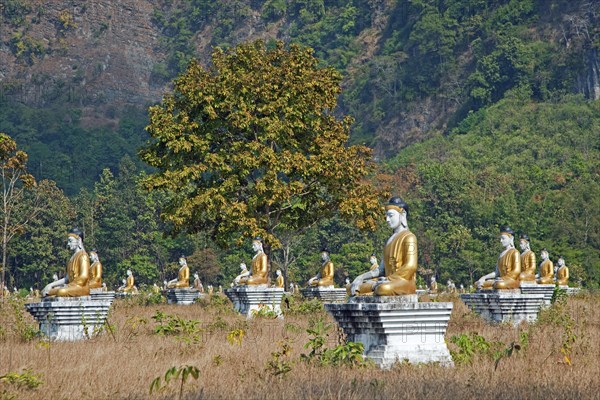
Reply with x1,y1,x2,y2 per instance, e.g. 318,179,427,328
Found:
374,278,416,296
480,280,495,290
246,275,268,285
48,283,90,297
492,277,520,290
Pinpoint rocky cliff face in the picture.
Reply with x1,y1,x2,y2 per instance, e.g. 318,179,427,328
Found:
0,1,166,117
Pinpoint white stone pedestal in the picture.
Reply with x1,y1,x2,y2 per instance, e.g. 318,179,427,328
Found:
25,297,111,341
90,289,116,303
461,290,545,325
520,283,554,306
301,286,347,303
224,286,284,318
564,286,581,296
166,288,201,305
325,296,454,368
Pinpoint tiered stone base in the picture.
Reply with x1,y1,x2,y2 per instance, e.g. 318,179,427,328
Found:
90,289,116,303
461,290,545,325
25,297,111,341
519,283,554,306
325,296,454,368
563,286,581,296
225,286,284,318
301,286,347,303
166,288,201,305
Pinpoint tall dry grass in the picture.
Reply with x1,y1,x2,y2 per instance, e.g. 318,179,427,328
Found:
0,292,598,400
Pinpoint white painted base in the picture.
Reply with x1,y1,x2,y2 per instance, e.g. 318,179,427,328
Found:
325,296,453,368
25,297,111,341
520,283,554,306
301,286,347,303
225,286,284,318
90,290,116,303
165,288,200,305
461,290,545,325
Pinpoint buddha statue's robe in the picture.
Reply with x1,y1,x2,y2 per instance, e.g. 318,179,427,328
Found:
123,275,136,292
310,261,334,287
519,250,537,282
168,266,190,288
241,252,268,285
355,230,417,296
48,250,90,297
276,274,284,288
557,265,569,286
89,260,103,289
430,281,438,294
482,248,521,290
537,259,554,284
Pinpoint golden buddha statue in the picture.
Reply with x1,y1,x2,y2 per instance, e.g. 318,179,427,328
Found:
308,249,334,287
167,256,190,288
275,269,284,288
118,269,136,293
239,237,268,285
477,226,521,290
537,249,554,284
88,249,103,290
556,256,569,286
350,197,417,296
43,228,90,297
518,234,536,282
429,276,438,294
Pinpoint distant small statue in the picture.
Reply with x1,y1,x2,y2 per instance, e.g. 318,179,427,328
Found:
537,249,554,284
239,237,269,285
275,269,284,288
518,234,536,282
193,273,204,292
89,249,103,290
429,276,438,294
167,256,190,288
556,256,569,286
476,226,521,290
118,269,136,293
308,248,334,287
43,228,90,297
447,279,456,293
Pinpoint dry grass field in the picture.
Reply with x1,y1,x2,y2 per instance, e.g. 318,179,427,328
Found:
0,291,598,400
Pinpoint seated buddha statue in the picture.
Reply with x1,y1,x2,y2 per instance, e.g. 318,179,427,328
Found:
556,256,569,286
43,228,90,297
167,256,190,288
275,269,284,288
518,234,536,282
239,237,268,285
118,269,136,293
88,249,103,290
308,249,334,287
350,197,417,296
429,276,438,294
476,226,521,290
537,249,554,284
233,263,250,285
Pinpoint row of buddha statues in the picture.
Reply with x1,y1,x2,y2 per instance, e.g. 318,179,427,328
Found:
476,228,569,290
22,197,573,300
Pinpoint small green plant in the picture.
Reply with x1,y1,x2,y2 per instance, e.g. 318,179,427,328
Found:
250,304,278,319
7,297,38,341
149,365,199,400
212,355,223,366
227,328,245,346
284,297,325,316
320,341,366,366
265,341,293,377
301,318,331,362
0,369,43,389
551,285,568,304
449,332,495,365
151,311,203,344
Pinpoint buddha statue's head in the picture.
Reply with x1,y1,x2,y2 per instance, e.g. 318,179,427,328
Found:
126,269,132,277
240,262,247,271
89,249,99,263
194,272,199,279
276,269,282,277
519,234,530,251
321,247,330,262
557,256,565,267
385,197,408,230
540,248,549,260
252,237,263,252
499,226,515,248
67,227,84,251
179,256,187,267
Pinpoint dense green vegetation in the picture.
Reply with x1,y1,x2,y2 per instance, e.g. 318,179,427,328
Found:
0,0,597,290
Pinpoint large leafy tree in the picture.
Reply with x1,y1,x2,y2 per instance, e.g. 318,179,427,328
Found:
141,40,382,254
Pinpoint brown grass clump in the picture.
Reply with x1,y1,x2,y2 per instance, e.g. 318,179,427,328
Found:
1,292,599,400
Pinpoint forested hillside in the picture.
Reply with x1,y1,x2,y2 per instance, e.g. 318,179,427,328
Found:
0,0,598,290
